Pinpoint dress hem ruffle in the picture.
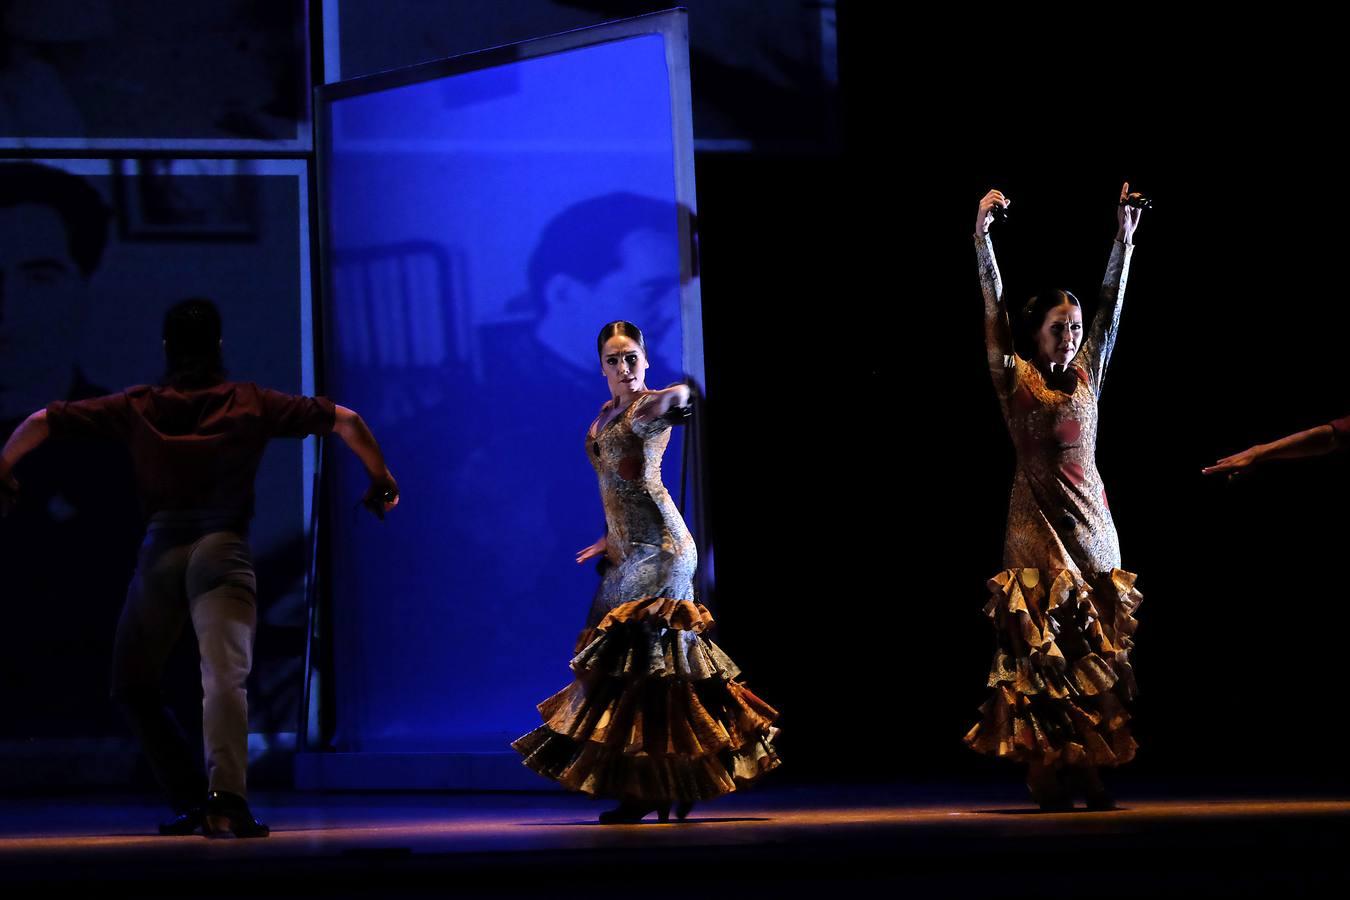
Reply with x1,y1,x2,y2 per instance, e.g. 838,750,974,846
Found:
964,567,1141,768
514,597,780,802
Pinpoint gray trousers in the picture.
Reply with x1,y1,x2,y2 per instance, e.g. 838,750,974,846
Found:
110,513,256,808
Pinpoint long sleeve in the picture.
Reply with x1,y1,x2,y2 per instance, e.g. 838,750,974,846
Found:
1078,240,1134,398
975,234,1017,395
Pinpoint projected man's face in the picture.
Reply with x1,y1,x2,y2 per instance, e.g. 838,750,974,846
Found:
0,204,87,417
599,334,648,399
595,229,680,368
543,227,681,377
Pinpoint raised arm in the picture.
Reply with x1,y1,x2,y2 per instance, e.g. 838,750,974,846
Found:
1079,181,1142,396
974,189,1016,392
332,405,399,519
0,409,50,515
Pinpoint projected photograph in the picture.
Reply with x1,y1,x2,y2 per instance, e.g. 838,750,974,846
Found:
118,159,262,240
0,0,309,150
318,22,703,755
0,158,314,755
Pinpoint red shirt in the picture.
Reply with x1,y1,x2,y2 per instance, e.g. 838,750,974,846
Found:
46,382,335,518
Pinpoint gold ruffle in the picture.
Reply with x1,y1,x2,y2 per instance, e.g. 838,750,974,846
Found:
512,725,781,803
571,624,742,681
596,596,715,633
964,567,1141,767
536,668,777,757
515,595,779,801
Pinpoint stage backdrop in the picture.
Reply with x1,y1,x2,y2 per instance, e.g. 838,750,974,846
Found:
0,158,315,787
303,11,703,788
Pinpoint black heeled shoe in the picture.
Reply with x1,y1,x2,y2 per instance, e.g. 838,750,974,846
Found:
1026,766,1074,813
203,790,270,838
598,800,670,824
158,806,205,836
674,800,694,821
1084,791,1117,811
1064,766,1116,811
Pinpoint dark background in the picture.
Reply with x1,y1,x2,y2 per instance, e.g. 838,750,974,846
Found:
705,10,1349,787
5,2,1346,791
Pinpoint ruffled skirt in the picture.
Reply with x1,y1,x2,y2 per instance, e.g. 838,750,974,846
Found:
964,568,1141,768
513,597,781,802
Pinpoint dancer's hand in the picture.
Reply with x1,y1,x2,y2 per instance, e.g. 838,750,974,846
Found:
576,534,608,565
975,189,1009,236
652,382,693,422
361,471,400,520
1117,181,1143,243
1202,446,1263,478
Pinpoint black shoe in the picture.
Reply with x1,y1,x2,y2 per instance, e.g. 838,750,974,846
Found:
1026,766,1074,812
1064,766,1117,811
1084,792,1117,811
674,800,694,821
158,807,204,836
598,800,669,824
204,790,270,838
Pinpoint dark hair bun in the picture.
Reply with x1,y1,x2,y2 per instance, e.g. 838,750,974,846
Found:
596,320,647,358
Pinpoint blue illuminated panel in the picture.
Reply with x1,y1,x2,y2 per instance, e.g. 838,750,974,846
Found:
315,15,702,767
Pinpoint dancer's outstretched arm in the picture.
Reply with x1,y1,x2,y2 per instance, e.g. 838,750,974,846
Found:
1203,418,1348,476
635,383,692,422
332,405,400,519
0,409,50,515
